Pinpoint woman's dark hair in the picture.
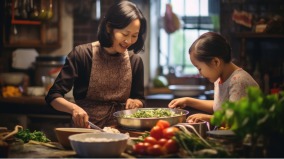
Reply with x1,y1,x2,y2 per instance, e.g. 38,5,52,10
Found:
97,1,147,54
189,32,232,64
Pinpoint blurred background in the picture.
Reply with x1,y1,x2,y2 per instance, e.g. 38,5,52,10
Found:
0,0,284,140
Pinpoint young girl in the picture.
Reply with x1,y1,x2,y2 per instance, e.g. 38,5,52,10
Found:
45,1,147,128
168,32,259,123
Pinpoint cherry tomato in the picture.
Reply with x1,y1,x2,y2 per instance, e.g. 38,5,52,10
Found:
143,142,151,149
133,142,147,155
150,125,164,140
156,120,170,130
163,127,179,139
144,136,157,145
163,139,179,154
157,138,167,146
147,144,164,156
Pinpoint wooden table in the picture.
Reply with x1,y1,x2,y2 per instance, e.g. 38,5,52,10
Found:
7,141,135,158
8,142,76,158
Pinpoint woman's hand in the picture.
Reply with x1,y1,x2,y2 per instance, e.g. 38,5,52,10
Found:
72,107,89,128
168,97,189,108
186,113,212,123
125,98,143,109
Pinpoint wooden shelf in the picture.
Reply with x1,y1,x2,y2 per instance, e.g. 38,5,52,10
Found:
2,0,61,49
11,19,41,25
234,32,284,38
4,43,61,49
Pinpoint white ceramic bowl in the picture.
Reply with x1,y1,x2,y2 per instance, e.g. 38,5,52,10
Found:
0,73,25,85
54,128,101,149
69,132,129,158
169,85,206,97
27,86,45,96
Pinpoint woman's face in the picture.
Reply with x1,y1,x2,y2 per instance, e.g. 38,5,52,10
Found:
107,19,140,54
190,53,220,83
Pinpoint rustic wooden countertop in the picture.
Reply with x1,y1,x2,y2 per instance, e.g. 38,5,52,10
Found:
0,96,46,105
7,142,134,158
0,96,69,115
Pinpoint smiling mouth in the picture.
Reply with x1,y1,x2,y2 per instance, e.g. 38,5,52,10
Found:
120,43,128,49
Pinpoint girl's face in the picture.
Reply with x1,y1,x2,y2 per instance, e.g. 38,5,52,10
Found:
190,53,220,83
107,19,140,54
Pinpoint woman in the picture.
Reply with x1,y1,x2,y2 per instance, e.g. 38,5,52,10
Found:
168,32,259,123
45,1,147,128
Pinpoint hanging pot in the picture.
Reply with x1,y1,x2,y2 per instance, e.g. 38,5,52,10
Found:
34,55,66,86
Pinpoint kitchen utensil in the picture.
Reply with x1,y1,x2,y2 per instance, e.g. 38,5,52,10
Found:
88,121,105,132
168,85,206,97
113,108,189,130
54,128,101,149
175,121,209,138
69,132,129,157
34,55,66,86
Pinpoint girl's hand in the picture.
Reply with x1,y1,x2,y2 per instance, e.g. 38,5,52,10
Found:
72,107,89,128
125,98,143,109
168,97,188,108
186,113,212,123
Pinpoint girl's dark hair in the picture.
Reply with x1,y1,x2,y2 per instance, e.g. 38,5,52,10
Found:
97,1,147,54
189,32,232,64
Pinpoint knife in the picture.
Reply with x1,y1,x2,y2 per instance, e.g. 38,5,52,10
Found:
88,121,105,132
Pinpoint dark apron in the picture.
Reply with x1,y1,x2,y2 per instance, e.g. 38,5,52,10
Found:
75,42,132,128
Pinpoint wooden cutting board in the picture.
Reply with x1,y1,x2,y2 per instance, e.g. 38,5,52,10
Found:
8,142,76,158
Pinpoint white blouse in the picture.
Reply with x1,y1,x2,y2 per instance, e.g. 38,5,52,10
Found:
213,68,259,111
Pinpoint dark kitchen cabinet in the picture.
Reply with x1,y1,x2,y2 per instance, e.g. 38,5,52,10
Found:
0,96,72,141
220,0,284,93
1,0,61,49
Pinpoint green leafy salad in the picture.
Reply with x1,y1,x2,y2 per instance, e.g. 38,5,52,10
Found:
15,129,51,143
123,108,179,118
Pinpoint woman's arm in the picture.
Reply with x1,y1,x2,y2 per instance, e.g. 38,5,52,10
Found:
45,44,92,105
51,97,89,128
128,53,145,108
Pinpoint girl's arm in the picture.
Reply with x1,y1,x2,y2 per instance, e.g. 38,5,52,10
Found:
168,97,214,114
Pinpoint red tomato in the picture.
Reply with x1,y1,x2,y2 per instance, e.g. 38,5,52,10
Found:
156,120,170,130
146,144,164,156
133,142,147,155
150,125,164,140
144,136,157,145
157,138,167,146
163,127,179,139
163,139,179,154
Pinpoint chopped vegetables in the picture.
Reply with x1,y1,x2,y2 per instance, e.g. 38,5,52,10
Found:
123,108,179,118
15,129,50,143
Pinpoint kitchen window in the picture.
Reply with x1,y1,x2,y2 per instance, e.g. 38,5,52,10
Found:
157,0,220,76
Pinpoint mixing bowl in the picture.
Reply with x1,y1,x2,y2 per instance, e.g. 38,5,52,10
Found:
54,128,101,149
168,85,206,97
0,73,25,85
113,108,189,130
69,132,129,157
